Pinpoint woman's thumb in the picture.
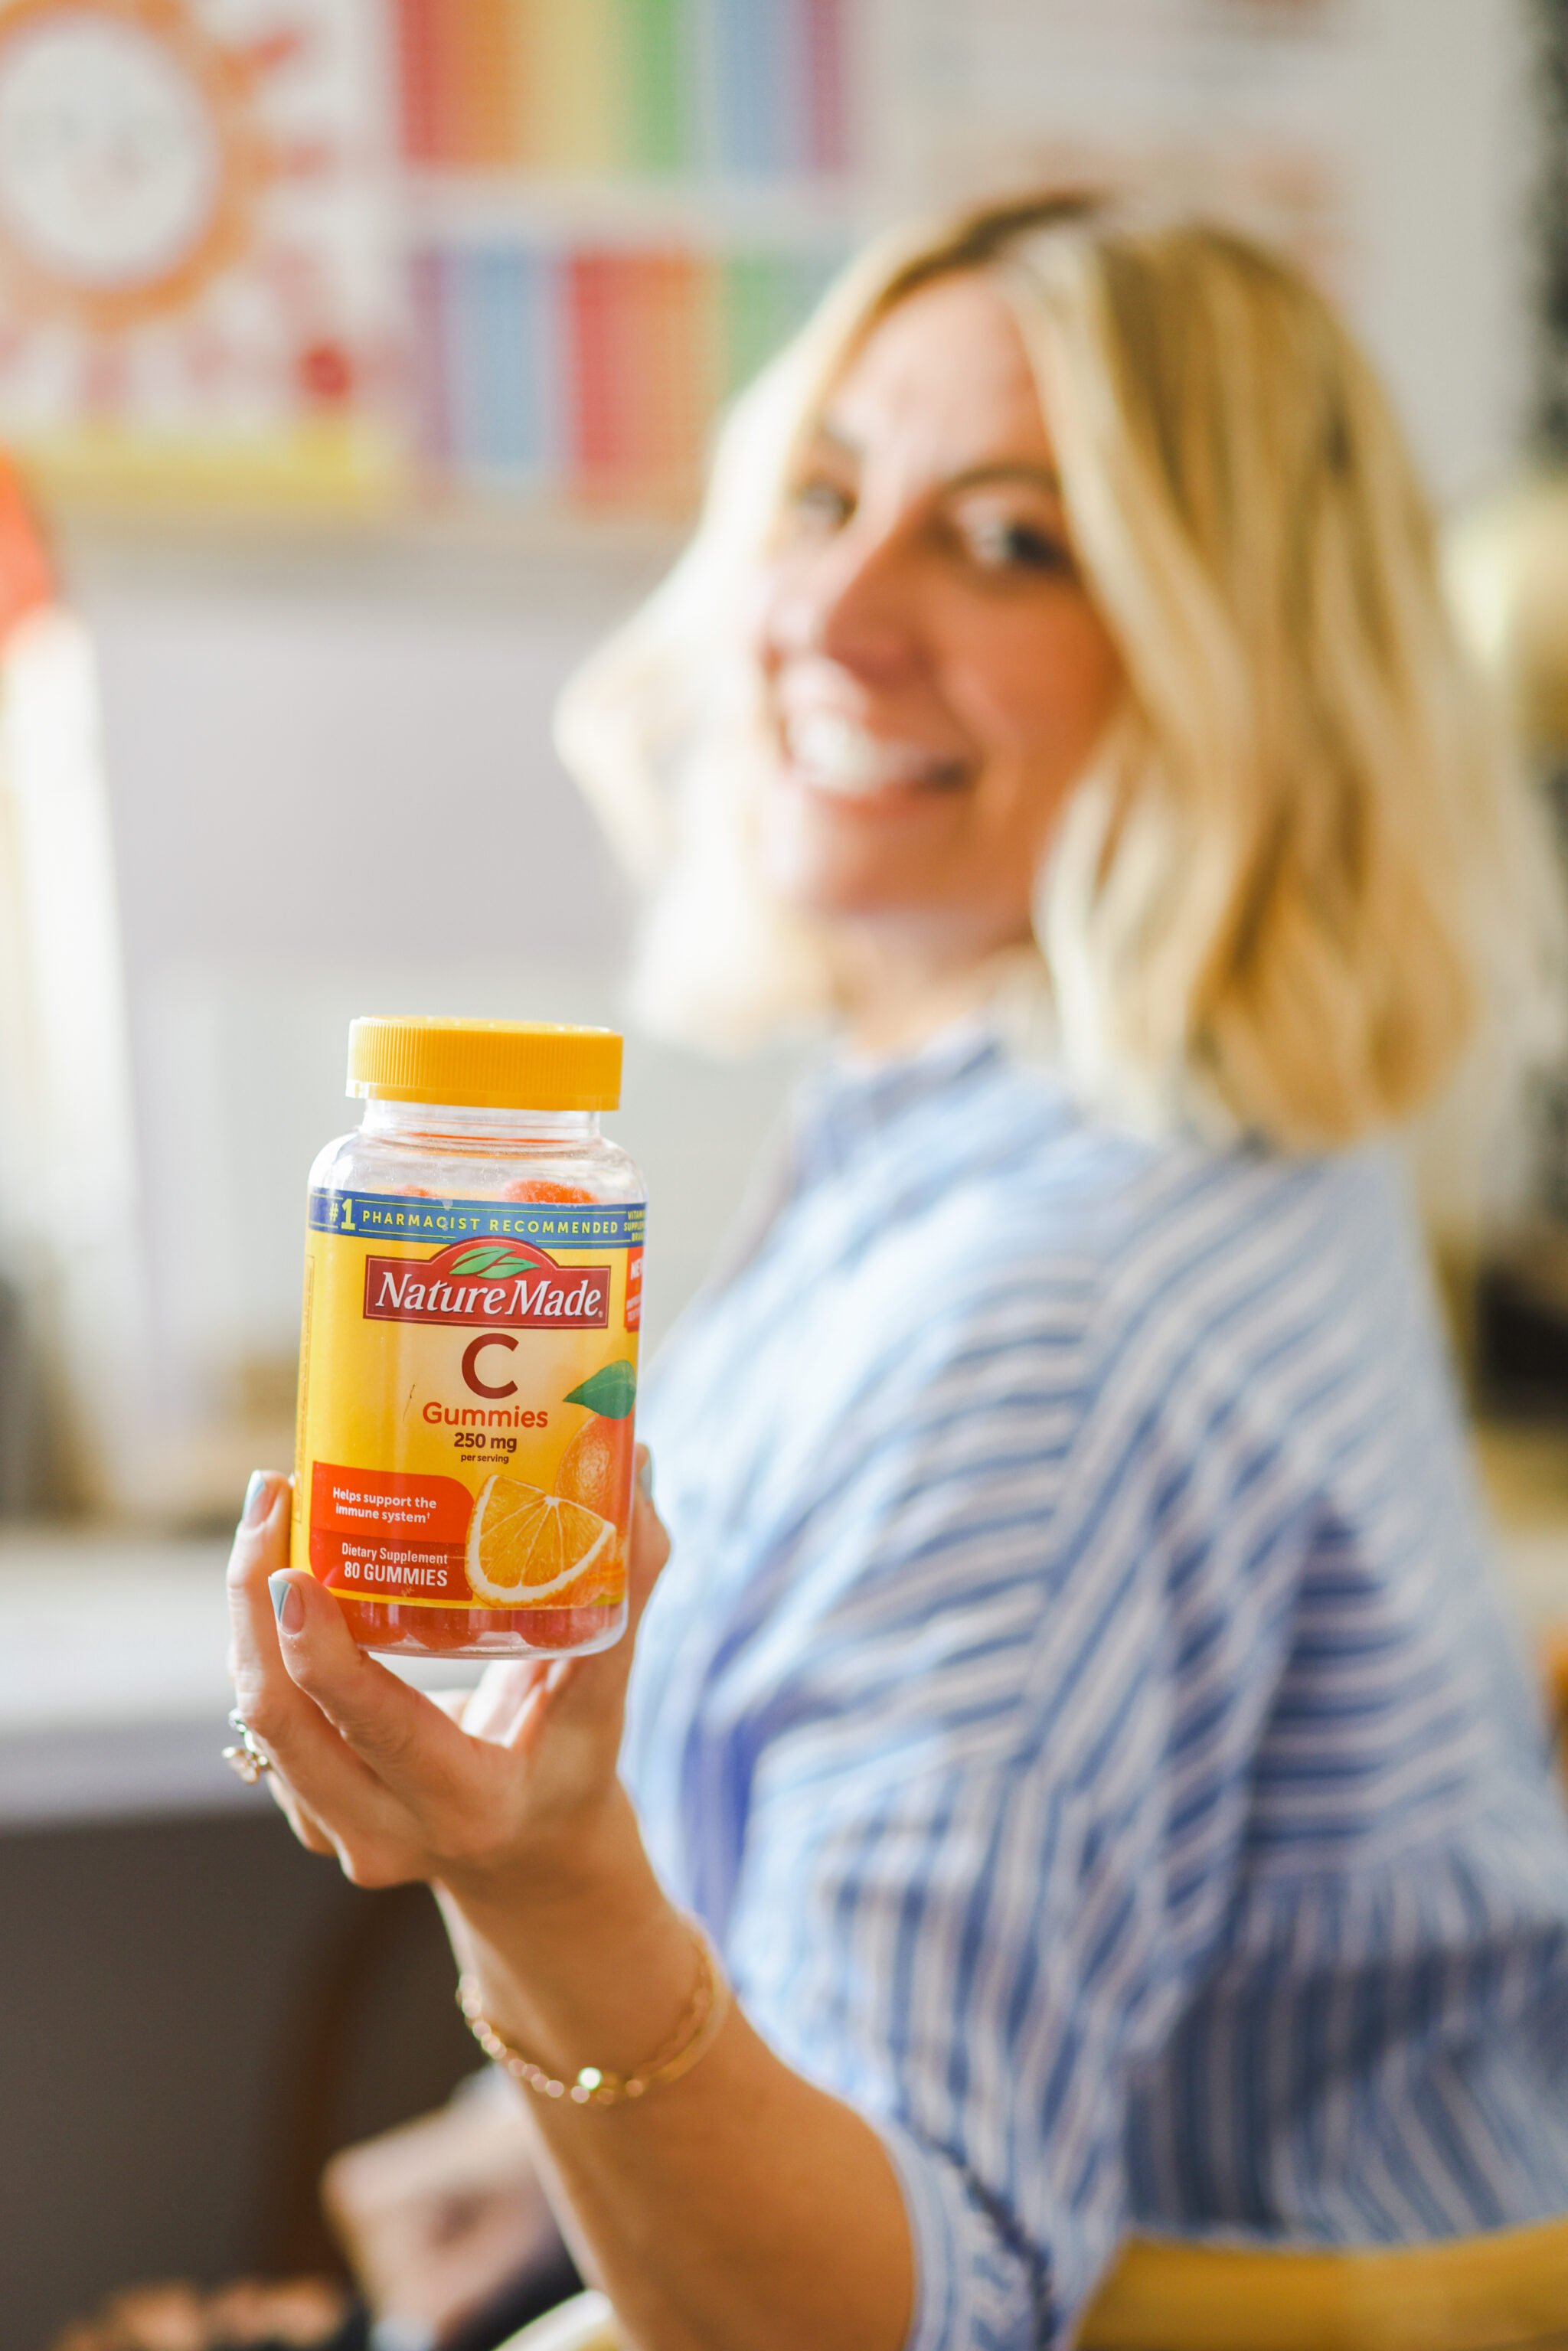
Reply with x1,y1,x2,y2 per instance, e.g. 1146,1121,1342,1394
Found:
627,1446,671,1631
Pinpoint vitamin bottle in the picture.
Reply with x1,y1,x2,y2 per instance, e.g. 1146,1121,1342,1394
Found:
292,1018,645,1658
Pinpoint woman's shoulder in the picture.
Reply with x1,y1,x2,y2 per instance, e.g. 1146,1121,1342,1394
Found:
936,1061,1403,1351
906,1082,1441,1528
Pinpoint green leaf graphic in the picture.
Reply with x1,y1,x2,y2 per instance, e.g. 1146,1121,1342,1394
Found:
564,1360,638,1421
451,1244,526,1278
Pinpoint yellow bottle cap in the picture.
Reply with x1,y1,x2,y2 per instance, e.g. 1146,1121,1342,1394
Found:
346,1018,622,1112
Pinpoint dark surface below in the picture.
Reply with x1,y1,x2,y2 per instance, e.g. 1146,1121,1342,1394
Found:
1,1809,479,2351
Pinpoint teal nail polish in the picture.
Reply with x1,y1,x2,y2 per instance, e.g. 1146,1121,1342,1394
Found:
636,1453,653,1498
242,1471,271,1527
268,1573,302,1632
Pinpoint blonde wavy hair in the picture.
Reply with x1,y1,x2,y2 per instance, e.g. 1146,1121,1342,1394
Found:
556,191,1552,1149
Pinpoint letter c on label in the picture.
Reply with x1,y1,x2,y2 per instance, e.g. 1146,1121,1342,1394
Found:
462,1331,518,1399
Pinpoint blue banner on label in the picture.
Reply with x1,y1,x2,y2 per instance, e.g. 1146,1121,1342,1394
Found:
308,1188,645,1249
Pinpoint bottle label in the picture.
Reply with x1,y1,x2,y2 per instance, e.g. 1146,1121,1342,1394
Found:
292,1187,645,1612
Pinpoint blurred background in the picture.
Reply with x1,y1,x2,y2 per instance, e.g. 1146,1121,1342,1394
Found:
3,0,1568,2343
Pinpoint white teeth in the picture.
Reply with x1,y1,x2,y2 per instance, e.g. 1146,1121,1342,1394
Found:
782,713,961,796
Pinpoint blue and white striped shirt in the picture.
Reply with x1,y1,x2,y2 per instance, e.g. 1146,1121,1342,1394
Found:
624,1025,1568,2350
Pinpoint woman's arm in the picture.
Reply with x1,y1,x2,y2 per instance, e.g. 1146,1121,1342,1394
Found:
446,1806,912,2351
227,1470,913,2351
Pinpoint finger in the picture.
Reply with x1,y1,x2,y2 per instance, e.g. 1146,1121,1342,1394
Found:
262,1767,336,1856
626,1447,671,1633
225,1468,292,1698
500,1453,670,1752
226,1472,403,1836
270,1567,492,1811
461,1658,551,1744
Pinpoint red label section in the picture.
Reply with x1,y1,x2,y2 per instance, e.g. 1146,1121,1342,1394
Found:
625,1246,643,1333
309,1461,472,1603
362,1255,609,1329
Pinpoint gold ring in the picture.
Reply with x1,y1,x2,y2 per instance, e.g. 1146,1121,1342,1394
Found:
223,1708,273,1783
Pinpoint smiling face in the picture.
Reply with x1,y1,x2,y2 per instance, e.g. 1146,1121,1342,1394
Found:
755,270,1124,978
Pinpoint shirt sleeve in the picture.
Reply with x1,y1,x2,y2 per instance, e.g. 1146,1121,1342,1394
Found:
717,1246,1312,2351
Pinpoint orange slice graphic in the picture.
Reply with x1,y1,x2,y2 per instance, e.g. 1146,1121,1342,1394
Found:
554,1412,635,1524
464,1475,616,1608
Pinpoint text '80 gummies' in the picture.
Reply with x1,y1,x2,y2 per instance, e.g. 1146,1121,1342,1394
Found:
292,1018,646,1659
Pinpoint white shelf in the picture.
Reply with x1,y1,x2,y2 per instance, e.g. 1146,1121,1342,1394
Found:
56,501,687,607
395,171,867,249
0,1530,483,1829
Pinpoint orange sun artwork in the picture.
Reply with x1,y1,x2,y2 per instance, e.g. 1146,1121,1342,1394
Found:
0,0,402,508
0,0,284,333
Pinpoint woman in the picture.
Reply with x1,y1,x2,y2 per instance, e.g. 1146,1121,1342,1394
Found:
230,194,1568,2351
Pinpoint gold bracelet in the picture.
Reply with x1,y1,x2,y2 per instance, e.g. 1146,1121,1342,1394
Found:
456,1919,731,2108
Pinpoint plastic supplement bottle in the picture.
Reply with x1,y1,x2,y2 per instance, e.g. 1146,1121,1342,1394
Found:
292,1018,645,1659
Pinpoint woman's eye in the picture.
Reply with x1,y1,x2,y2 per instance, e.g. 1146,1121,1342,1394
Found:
788,476,854,531
960,518,1073,576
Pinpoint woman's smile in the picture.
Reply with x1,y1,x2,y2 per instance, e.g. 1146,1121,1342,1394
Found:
754,272,1123,953
778,708,975,806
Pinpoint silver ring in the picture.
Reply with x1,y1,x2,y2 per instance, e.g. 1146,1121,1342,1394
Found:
223,1708,274,1784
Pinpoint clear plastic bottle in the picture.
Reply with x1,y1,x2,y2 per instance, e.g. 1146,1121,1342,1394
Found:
291,1019,645,1659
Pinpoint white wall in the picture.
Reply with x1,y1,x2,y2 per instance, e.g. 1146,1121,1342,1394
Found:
1347,0,1537,506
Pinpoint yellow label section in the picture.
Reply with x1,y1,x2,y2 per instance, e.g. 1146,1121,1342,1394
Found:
290,1187,644,1610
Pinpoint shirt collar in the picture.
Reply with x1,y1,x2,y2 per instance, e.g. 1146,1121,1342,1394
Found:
799,949,1058,1152
791,1002,1061,1191
808,1017,1002,1136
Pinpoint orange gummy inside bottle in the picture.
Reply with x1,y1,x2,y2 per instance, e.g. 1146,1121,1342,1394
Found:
334,1177,624,1660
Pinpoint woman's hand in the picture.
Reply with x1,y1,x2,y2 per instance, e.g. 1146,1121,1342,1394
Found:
224,1461,668,1905
227,1468,913,2351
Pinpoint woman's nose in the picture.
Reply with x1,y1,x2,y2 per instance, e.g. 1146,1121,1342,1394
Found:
766,523,923,684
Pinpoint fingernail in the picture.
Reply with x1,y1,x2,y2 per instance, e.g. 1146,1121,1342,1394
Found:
636,1452,653,1498
242,1471,273,1528
269,1573,304,1634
